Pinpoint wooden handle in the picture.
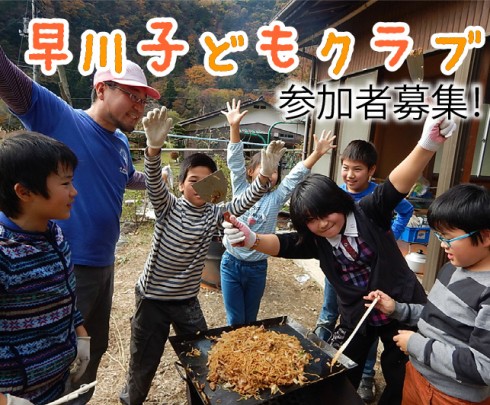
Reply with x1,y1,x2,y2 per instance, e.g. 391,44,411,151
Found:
330,297,379,370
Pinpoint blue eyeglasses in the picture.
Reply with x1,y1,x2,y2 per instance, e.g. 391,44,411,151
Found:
104,82,148,106
434,231,478,248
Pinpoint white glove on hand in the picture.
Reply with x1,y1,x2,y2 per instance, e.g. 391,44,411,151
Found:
5,394,34,405
260,140,287,179
70,336,91,383
223,214,257,249
142,107,173,149
418,114,456,152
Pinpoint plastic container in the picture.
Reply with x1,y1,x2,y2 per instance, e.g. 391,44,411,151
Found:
405,250,426,273
400,226,430,244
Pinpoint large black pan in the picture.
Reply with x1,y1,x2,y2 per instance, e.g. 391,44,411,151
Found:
169,316,357,405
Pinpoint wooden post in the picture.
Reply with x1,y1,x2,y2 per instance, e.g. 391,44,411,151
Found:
422,48,475,291
57,65,73,106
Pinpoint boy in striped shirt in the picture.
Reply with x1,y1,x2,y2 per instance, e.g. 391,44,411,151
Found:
120,107,285,405
366,184,490,404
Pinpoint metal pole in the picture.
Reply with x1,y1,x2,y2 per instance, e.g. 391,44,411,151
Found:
267,121,304,145
31,0,37,82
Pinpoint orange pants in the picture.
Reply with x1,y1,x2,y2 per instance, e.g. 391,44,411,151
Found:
402,362,490,405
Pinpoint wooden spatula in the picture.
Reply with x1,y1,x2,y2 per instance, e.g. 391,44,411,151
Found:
330,296,379,371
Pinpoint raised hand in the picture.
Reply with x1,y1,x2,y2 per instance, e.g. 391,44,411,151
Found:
143,107,173,149
260,140,287,179
313,130,337,156
418,114,456,152
221,98,248,128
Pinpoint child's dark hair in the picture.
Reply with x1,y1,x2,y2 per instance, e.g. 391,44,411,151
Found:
179,153,217,183
246,151,282,184
0,130,78,218
341,140,378,169
290,174,355,242
428,184,490,246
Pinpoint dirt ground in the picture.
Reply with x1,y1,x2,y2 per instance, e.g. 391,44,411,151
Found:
90,222,385,404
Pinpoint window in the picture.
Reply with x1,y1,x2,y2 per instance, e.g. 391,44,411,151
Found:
471,103,490,177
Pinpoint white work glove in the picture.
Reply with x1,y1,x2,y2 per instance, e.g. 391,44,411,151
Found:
223,214,257,249
5,395,34,405
142,107,173,149
260,140,287,179
417,114,456,152
70,336,91,383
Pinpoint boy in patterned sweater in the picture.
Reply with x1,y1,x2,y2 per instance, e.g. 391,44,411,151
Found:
0,132,88,405
365,184,490,404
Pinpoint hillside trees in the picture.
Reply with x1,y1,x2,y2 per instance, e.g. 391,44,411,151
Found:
0,0,291,129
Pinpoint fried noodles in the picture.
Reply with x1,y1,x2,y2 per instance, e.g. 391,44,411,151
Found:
206,325,312,398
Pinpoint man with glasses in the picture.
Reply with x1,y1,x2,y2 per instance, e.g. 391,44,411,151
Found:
0,46,161,405
103,81,151,106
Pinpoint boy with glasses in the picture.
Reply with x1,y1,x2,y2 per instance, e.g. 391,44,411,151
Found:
365,184,490,405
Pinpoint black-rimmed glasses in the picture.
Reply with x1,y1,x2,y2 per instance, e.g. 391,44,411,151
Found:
104,81,148,106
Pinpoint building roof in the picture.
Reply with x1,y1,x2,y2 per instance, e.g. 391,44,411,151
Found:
271,0,373,48
178,96,277,127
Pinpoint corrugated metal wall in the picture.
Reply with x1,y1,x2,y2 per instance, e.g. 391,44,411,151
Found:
317,0,490,81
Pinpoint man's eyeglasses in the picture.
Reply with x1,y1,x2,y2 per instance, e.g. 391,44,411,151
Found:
104,82,148,106
434,231,478,248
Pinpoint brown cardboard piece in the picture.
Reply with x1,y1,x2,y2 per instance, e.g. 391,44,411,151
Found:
191,169,228,204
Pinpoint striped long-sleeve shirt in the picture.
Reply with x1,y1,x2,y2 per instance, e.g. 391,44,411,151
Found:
392,262,490,402
137,152,269,300
0,213,83,404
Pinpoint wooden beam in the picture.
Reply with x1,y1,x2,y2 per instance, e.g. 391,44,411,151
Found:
422,48,475,291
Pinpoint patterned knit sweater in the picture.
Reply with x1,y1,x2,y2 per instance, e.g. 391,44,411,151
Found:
0,213,83,404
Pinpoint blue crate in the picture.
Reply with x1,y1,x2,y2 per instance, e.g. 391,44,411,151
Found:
400,226,430,244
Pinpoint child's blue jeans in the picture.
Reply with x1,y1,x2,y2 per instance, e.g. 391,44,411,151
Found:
220,251,267,326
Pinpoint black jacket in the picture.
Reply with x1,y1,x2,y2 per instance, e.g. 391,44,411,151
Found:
277,178,427,330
